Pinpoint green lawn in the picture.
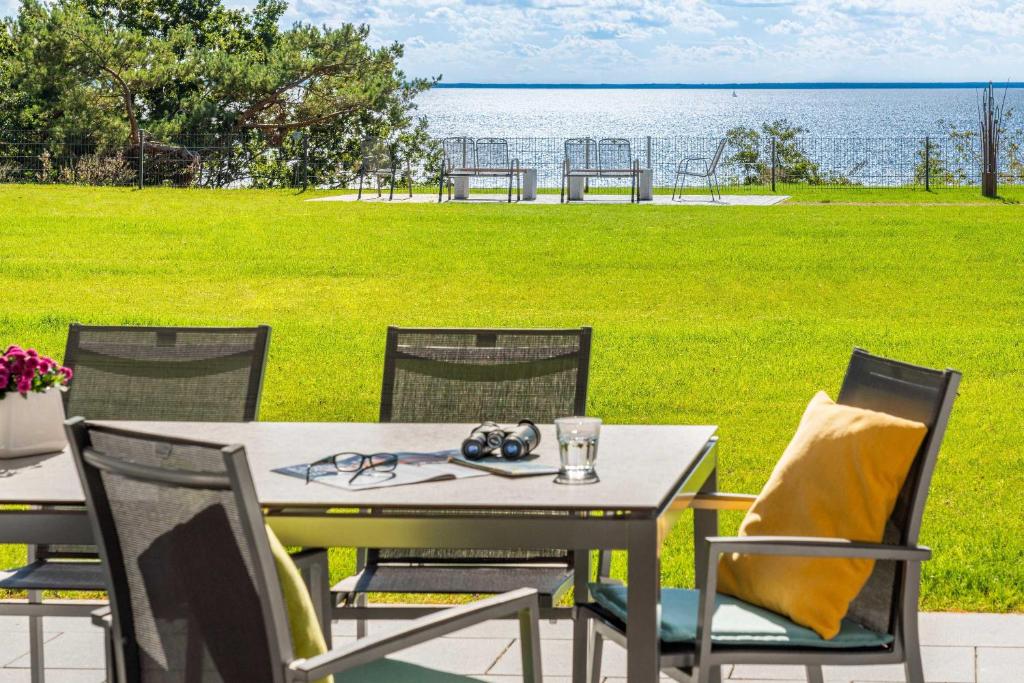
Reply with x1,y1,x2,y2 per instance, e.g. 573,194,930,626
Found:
1,184,1022,612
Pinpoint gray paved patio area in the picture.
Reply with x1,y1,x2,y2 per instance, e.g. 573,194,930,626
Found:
308,193,790,206
3,612,1021,682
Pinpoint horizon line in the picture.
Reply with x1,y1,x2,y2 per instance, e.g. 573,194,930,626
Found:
434,81,1024,90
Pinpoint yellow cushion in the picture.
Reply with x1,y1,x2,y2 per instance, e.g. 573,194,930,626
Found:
717,391,927,640
266,525,330,683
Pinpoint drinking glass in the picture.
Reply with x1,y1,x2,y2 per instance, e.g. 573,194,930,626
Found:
554,417,601,484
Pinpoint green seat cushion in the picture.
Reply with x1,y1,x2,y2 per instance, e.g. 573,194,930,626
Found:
336,658,488,682
589,584,893,649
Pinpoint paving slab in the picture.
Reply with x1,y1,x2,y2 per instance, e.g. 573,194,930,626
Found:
730,646,974,682
6,632,105,670
976,647,1024,683
919,613,1024,647
308,193,789,206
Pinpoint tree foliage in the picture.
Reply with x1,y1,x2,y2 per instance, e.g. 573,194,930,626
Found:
725,119,821,185
1,0,435,185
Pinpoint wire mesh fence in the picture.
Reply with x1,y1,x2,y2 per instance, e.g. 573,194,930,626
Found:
2,129,1023,191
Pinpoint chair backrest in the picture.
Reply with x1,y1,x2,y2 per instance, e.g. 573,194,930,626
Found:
837,348,960,635
359,137,395,174
475,138,510,168
65,419,294,683
62,324,271,423
379,327,592,423
374,326,592,566
564,138,597,172
442,137,474,170
598,138,632,170
708,139,728,173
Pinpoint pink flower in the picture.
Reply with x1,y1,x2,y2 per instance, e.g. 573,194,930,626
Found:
4,345,22,355
25,356,39,371
0,368,8,387
60,366,74,381
26,349,38,358
16,377,32,395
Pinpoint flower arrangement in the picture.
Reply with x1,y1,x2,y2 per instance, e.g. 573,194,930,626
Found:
0,345,73,399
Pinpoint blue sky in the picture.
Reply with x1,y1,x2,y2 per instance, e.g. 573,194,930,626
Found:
5,0,1024,83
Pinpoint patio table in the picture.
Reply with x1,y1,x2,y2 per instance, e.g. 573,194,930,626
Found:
0,421,719,683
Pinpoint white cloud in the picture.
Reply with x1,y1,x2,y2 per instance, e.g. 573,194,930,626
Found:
10,0,1024,82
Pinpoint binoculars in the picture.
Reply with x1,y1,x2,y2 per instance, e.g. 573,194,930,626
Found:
461,420,541,460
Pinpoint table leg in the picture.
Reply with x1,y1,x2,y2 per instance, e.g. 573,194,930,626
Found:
627,519,661,682
454,176,471,200
569,176,586,201
523,169,537,200
694,466,721,683
571,548,592,683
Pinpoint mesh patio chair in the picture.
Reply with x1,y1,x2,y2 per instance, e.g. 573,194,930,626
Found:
333,326,592,635
438,137,520,203
561,138,639,203
579,348,961,683
66,419,544,683
672,139,727,202
0,324,314,683
357,137,412,201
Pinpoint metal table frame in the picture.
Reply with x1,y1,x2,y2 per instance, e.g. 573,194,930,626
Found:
0,424,719,683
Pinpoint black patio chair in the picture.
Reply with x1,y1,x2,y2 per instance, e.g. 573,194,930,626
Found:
578,348,961,683
66,419,544,683
333,326,593,636
357,137,412,201
672,139,727,202
561,138,639,203
438,137,520,203
0,324,314,683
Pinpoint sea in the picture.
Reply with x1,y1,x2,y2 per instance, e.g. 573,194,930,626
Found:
418,86,1024,139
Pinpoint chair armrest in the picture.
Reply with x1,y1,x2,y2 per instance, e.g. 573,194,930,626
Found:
676,492,757,512
706,536,931,562
291,588,541,681
688,537,930,658
91,606,111,629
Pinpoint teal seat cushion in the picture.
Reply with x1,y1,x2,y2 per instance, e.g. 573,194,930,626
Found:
336,658,487,682
589,584,893,649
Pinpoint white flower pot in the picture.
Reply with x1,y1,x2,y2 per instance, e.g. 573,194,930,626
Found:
0,389,68,459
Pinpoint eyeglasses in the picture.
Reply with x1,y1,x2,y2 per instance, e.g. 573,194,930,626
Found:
305,452,399,485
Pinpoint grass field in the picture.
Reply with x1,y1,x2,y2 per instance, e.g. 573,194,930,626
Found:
1,183,1022,612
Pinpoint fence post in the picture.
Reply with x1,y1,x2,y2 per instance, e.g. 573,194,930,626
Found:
924,136,931,191
137,128,145,190
770,137,777,193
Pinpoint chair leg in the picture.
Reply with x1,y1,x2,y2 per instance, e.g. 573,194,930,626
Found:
695,664,722,683
587,629,604,683
903,613,925,683
355,592,368,639
438,173,444,203
572,610,588,683
806,665,825,683
28,590,44,683
357,172,364,200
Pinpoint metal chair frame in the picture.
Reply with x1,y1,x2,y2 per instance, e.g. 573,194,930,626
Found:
438,137,521,203
561,138,640,203
357,138,413,201
672,139,727,202
3,324,274,683
578,348,961,683
336,326,594,635
66,419,543,683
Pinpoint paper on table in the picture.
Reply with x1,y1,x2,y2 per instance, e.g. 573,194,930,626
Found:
448,454,561,477
273,450,490,491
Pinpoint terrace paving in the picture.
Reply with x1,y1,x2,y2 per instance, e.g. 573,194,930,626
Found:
308,193,790,206
3,612,1020,682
